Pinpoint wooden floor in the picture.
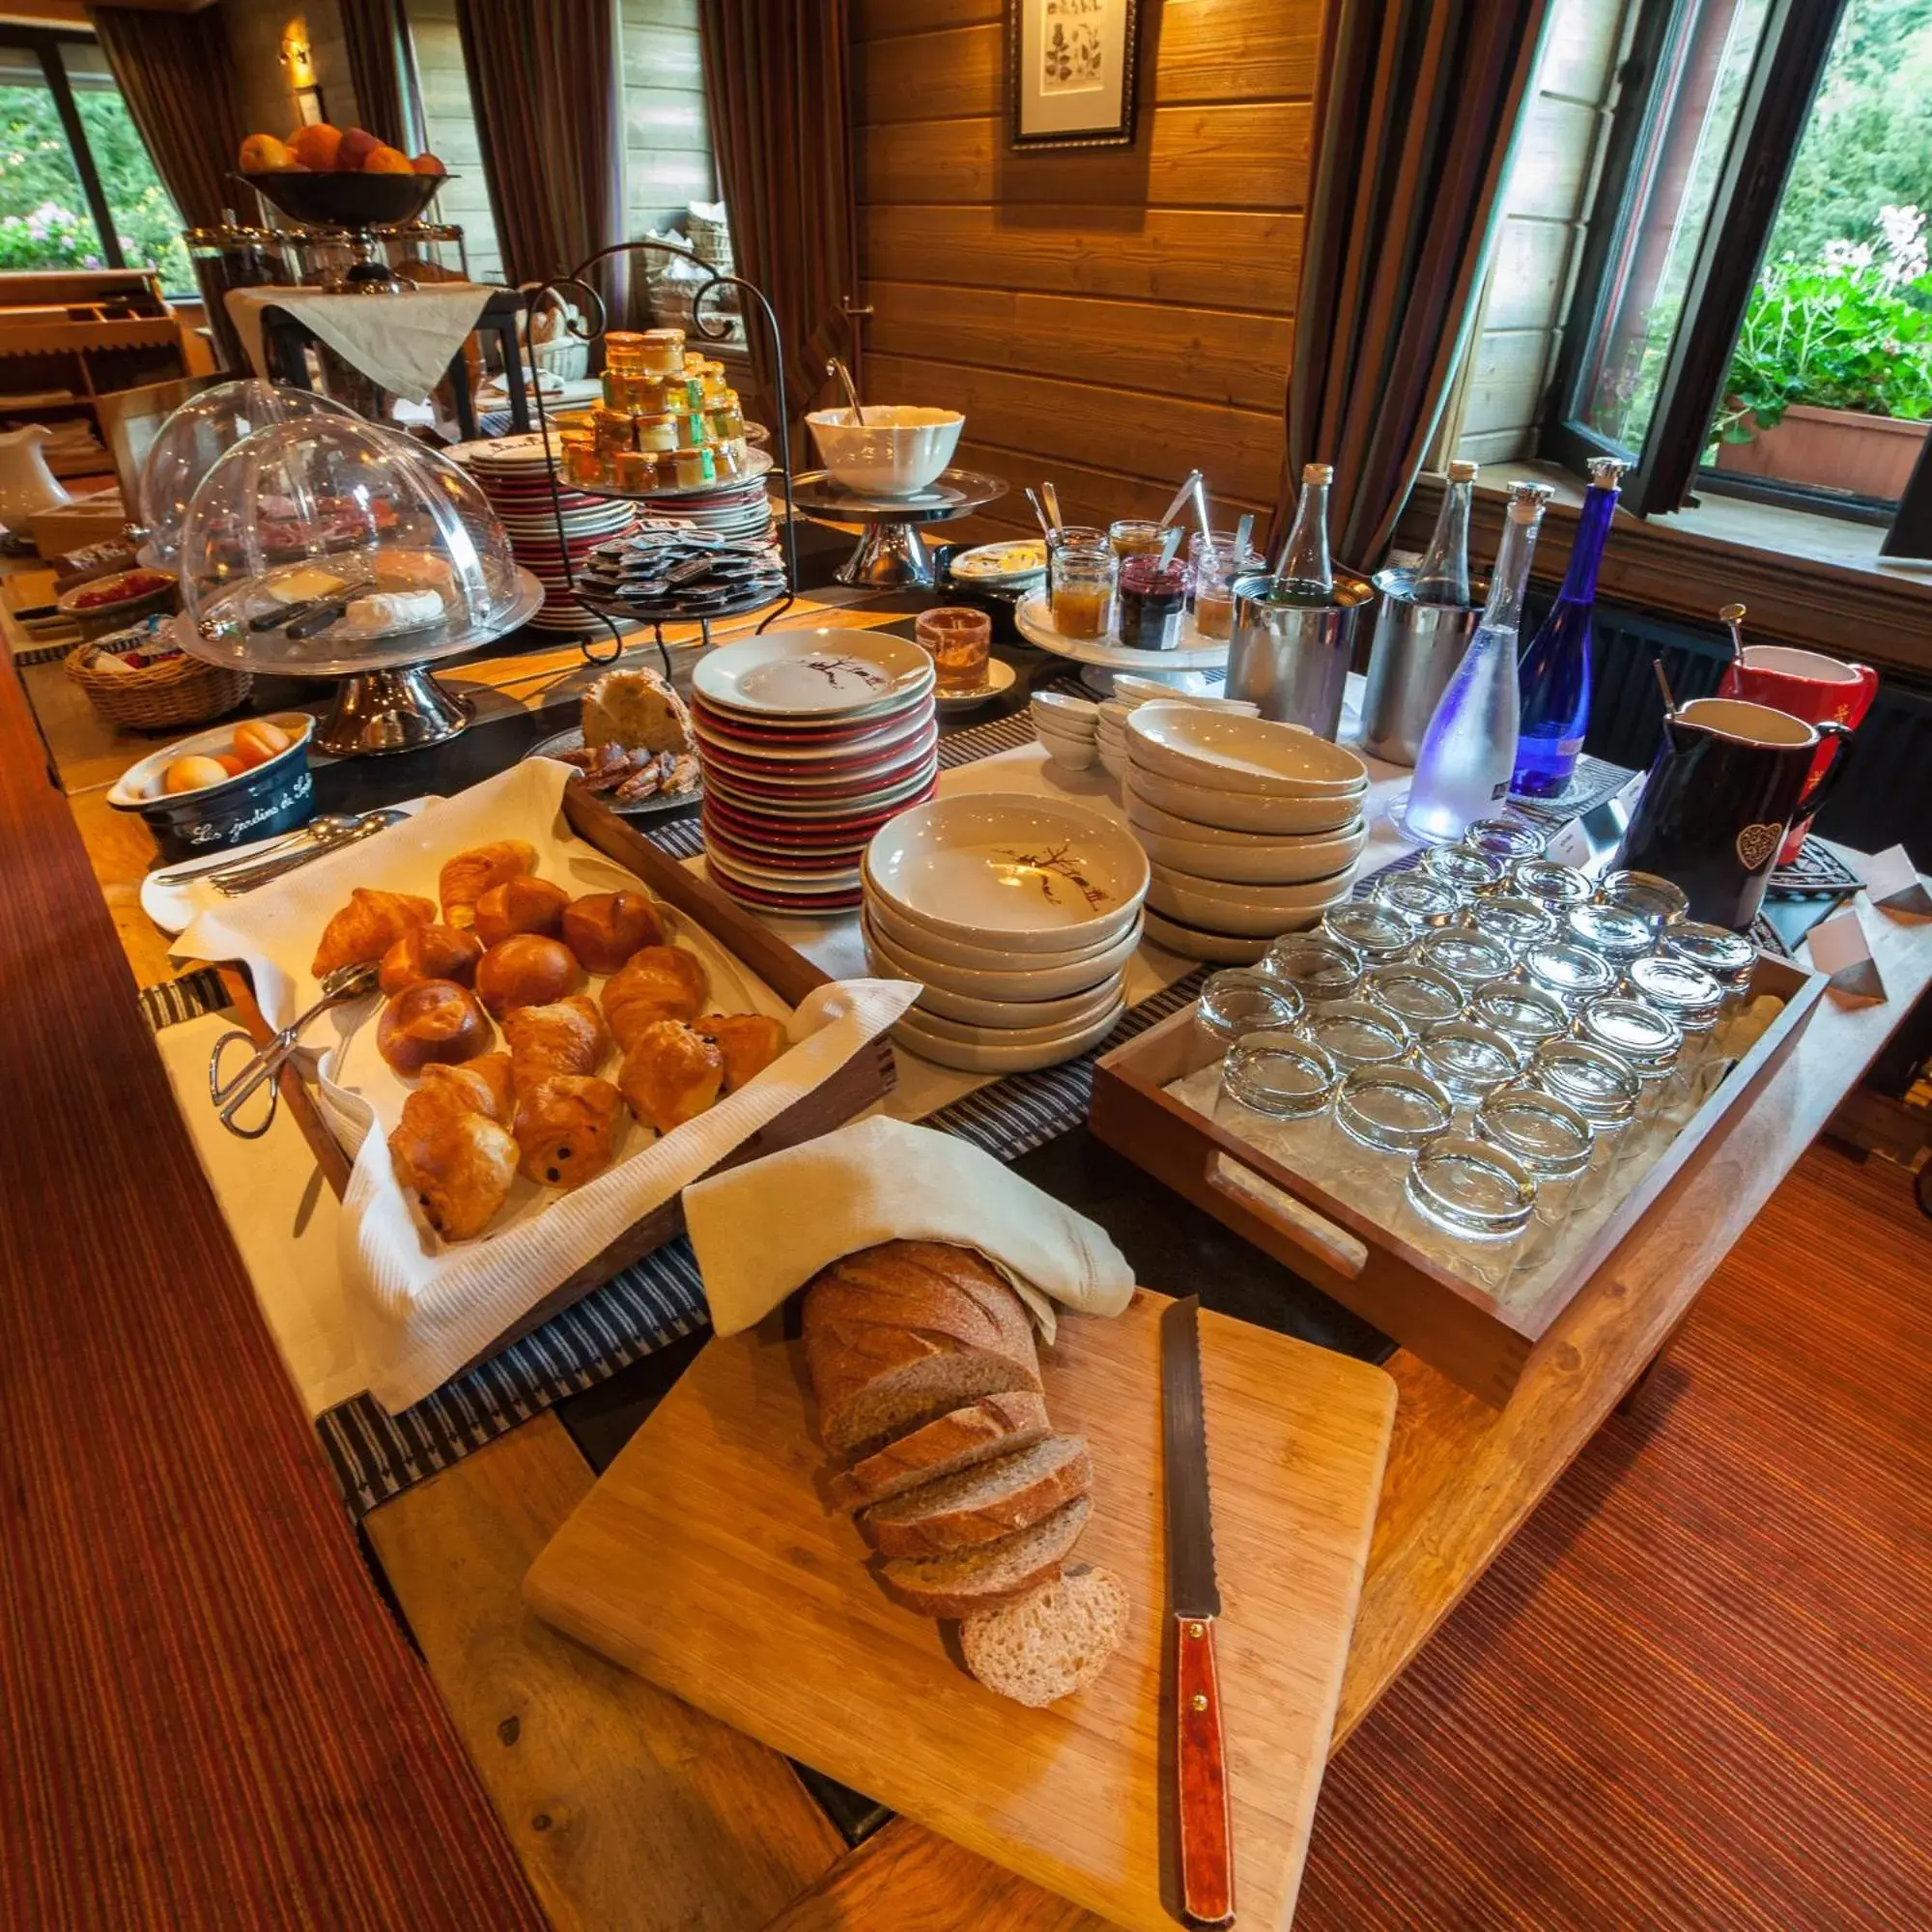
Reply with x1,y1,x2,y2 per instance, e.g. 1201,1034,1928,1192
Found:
1295,1142,1932,1931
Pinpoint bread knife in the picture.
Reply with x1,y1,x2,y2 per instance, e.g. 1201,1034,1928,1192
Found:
1161,1294,1235,1925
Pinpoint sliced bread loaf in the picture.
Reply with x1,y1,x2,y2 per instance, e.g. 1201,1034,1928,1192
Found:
804,1241,1042,1456
828,1393,1052,1513
861,1435,1092,1558
878,1495,1091,1619
960,1562,1130,1707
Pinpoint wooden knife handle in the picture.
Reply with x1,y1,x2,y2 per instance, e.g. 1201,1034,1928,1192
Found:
1174,1612,1235,1924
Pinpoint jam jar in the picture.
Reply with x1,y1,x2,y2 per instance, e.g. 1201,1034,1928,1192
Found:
1116,553,1192,650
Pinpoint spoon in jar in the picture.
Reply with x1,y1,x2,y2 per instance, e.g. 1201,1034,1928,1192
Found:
1720,602,1747,666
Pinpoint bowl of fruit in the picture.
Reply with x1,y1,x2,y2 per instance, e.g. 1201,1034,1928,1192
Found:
57,564,180,640
108,712,318,862
236,124,450,228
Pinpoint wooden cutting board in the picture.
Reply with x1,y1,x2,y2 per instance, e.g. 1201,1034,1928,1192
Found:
524,1288,1397,1931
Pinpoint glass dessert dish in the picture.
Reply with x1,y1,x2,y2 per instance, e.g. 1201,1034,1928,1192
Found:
1419,844,1507,895
1221,1030,1340,1118
1362,960,1466,1029
1333,1064,1456,1220
1264,932,1365,1006
1466,977,1570,1058
1403,1135,1539,1282
1463,894,1557,959
1474,1083,1593,1270
1460,816,1548,866
1321,899,1417,967
1564,900,1657,969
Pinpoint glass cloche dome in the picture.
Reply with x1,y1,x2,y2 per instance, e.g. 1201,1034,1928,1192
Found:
178,416,524,675
136,380,358,568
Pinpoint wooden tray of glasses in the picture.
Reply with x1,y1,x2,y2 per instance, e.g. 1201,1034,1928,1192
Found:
1089,952,1825,1407
216,788,895,1372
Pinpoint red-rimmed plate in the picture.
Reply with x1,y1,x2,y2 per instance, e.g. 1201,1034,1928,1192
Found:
692,629,933,721
703,779,937,845
704,844,862,894
690,695,934,761
703,756,939,818
688,685,932,746
695,722,939,790
704,863,865,917
701,813,871,873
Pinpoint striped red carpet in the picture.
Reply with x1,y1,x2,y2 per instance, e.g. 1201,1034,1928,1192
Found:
0,665,546,1931
1297,1142,1932,1930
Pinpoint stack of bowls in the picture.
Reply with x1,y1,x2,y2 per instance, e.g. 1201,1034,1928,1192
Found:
692,629,938,915
863,793,1150,1071
1123,703,1370,962
1094,682,1259,779
1030,689,1099,770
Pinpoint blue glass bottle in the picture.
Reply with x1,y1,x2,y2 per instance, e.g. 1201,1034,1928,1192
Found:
1512,456,1625,799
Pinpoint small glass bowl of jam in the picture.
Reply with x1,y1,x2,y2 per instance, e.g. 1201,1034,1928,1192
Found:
1116,554,1193,650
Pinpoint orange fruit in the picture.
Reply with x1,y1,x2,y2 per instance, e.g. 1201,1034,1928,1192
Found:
362,144,414,175
233,718,293,767
410,152,447,177
335,128,382,171
288,123,343,171
239,132,298,173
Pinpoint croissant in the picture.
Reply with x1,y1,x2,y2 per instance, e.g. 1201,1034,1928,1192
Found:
377,980,495,1073
379,923,484,995
604,944,708,1051
501,995,609,1090
617,1018,724,1133
311,888,437,980
388,1087,518,1241
474,875,571,948
474,935,582,1019
512,1074,626,1189
562,891,668,974
440,839,537,926
694,1012,787,1092
418,1051,514,1123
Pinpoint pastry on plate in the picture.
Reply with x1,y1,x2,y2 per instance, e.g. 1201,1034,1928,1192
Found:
582,666,694,755
617,1018,723,1132
511,1073,626,1188
439,839,537,926
502,994,609,1088
473,875,570,948
603,944,707,1050
387,1086,518,1241
379,923,484,995
693,1011,786,1092
474,934,582,1018
561,890,667,973
312,887,437,979
377,979,495,1073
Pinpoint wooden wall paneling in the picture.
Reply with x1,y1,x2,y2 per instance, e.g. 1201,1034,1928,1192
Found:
620,3,716,238
1457,328,1559,440
1480,215,1577,334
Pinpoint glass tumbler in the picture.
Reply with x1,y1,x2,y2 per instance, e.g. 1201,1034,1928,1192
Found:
1625,952,1723,1122
1419,844,1506,895
1527,1037,1640,1220
1461,816,1548,867
1217,1030,1341,1170
1363,960,1466,1029
1565,901,1657,971
1661,921,1757,1058
1049,539,1117,640
1511,858,1594,915
1402,1134,1538,1288
1521,940,1616,1012
1302,999,1413,1075
1196,968,1303,1049
1263,932,1364,1006
1466,977,1570,1059
1474,1084,1593,1274
1413,1019,1522,1110
1333,1064,1455,1222
913,606,992,694
1464,894,1556,960
1322,899,1416,968
1372,870,1462,929
1412,926,1516,996
1596,868,1690,931
1576,996,1683,1161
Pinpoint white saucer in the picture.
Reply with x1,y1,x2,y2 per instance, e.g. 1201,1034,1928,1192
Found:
933,657,1017,713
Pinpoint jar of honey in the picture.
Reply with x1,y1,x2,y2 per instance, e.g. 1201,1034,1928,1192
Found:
604,330,646,373
639,327,686,378
1050,539,1117,640
1118,554,1192,650
565,442,609,488
592,407,635,454
673,444,717,488
669,406,705,450
616,450,656,492
1188,528,1263,641
1109,519,1166,561
634,412,678,454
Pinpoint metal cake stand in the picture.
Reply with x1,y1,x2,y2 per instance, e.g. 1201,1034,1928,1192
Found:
787,468,1008,589
174,566,545,755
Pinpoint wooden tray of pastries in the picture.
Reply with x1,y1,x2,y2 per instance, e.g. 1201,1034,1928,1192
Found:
217,784,895,1371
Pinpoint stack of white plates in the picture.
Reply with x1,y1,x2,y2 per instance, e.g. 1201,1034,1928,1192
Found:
862,794,1149,1072
1094,680,1259,779
450,433,639,633
692,629,938,916
1122,704,1371,963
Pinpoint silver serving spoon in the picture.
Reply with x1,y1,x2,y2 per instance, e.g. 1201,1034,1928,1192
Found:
211,809,406,895
207,959,382,1139
1720,601,1748,666
152,812,359,888
1041,480,1064,530
826,356,867,427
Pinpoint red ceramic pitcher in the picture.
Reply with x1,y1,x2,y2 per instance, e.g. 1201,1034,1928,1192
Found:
1717,643,1877,862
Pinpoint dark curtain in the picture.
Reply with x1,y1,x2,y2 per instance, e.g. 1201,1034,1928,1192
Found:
697,0,858,435
454,0,625,311
1280,0,1552,568
87,5,244,230
339,0,426,155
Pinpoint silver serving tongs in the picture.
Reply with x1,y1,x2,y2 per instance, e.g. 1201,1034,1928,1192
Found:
208,959,381,1138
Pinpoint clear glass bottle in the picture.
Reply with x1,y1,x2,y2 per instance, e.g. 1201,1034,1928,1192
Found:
1266,461,1335,605
1412,458,1477,605
1405,480,1552,843
1513,455,1624,799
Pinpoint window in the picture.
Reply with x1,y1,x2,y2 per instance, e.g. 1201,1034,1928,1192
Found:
0,28,190,292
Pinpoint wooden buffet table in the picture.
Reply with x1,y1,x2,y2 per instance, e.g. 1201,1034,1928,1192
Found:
13,557,1932,1932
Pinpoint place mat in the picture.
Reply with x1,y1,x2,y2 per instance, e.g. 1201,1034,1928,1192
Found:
1767,836,1862,898
1507,753,1635,823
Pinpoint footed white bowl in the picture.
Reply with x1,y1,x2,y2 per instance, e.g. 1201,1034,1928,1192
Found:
807,406,964,497
1125,703,1370,796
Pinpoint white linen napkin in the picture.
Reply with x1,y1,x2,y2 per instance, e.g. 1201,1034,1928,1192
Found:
224,283,497,402
684,1115,1134,1341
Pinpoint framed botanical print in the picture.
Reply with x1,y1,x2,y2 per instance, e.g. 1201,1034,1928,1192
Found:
1008,0,1141,150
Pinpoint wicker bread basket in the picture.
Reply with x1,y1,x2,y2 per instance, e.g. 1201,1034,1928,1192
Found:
67,629,252,731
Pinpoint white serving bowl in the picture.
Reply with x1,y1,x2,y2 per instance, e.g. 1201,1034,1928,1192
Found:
807,405,964,497
1030,690,1098,736
1125,703,1370,796
1141,905,1270,964
864,929,1125,1030
1097,739,1130,781
894,996,1125,1073
1111,676,1260,715
1134,815,1367,885
1035,728,1098,772
1146,861,1354,937
866,793,1148,954
866,889,1142,981
1128,764,1366,835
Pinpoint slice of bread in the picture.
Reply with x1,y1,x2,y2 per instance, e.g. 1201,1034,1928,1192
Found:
861,1435,1092,1558
828,1393,1052,1512
960,1563,1130,1707
805,1242,1042,1456
582,667,693,755
878,1495,1091,1618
